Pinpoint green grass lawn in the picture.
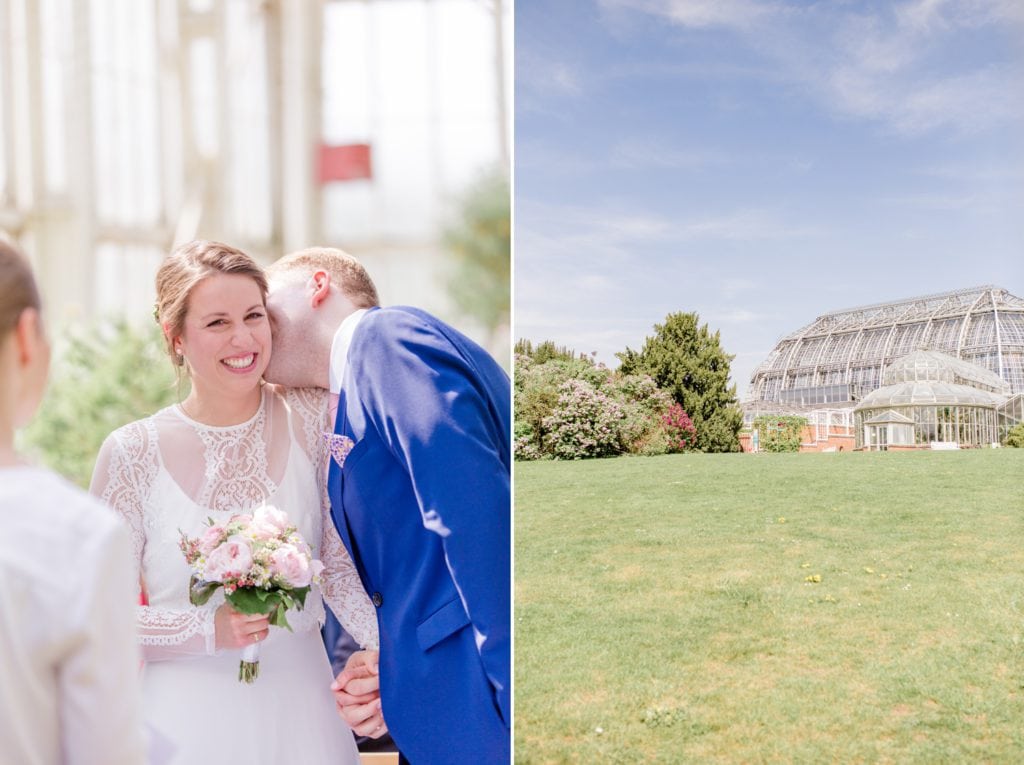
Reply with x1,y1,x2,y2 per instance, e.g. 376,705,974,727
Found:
514,451,1024,764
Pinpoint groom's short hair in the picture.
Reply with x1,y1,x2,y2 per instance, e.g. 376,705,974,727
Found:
270,247,380,309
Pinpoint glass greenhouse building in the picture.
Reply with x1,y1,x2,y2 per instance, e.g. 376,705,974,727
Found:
853,351,1010,449
744,286,1024,450
748,286,1024,404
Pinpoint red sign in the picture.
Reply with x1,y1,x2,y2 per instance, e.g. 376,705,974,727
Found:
318,143,373,183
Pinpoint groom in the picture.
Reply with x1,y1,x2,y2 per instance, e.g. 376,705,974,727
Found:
264,248,510,764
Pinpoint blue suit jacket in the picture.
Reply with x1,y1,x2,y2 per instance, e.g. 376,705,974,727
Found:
327,307,510,764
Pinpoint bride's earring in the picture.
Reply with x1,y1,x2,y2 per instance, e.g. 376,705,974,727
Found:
175,346,185,367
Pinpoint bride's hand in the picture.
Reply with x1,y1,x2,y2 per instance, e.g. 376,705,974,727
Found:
214,603,271,650
332,650,388,737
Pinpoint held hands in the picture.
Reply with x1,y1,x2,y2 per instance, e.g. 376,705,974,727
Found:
214,603,270,650
332,650,388,738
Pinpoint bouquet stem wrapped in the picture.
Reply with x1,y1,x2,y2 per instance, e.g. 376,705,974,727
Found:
179,505,324,684
240,644,260,683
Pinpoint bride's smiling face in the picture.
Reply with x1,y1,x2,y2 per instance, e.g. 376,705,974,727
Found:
176,273,271,395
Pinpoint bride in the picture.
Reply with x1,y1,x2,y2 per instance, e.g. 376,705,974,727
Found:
89,240,378,764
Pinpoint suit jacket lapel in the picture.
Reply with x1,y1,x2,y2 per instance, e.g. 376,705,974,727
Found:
327,389,357,560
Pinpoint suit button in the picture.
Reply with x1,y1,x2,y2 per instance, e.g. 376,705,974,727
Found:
372,592,383,608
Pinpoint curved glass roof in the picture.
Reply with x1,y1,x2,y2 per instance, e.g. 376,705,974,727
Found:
882,350,1011,393
856,380,1005,409
747,286,1024,402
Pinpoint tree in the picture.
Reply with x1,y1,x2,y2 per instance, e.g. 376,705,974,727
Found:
444,168,510,345
617,312,743,453
514,339,583,364
19,320,179,487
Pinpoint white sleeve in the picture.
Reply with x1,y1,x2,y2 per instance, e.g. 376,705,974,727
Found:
90,426,217,661
320,514,379,649
60,517,147,765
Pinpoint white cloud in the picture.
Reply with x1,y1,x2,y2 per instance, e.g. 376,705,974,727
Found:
877,192,981,212
720,278,758,299
600,0,776,31
609,139,727,170
599,0,1024,137
714,308,765,324
515,51,585,113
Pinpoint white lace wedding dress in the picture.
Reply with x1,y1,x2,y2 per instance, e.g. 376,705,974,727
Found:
91,385,377,765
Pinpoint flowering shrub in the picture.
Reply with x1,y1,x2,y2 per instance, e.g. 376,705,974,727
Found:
542,379,625,459
662,403,697,453
514,354,612,459
514,350,685,460
613,374,674,454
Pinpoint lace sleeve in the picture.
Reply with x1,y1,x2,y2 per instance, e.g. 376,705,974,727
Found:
90,422,217,661
284,387,379,649
320,516,379,649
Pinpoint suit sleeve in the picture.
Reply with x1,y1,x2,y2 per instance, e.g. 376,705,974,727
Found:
349,311,510,725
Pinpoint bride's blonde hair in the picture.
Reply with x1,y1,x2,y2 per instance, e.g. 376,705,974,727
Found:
0,236,41,340
155,240,268,368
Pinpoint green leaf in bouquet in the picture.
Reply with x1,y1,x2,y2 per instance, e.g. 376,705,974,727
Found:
227,586,274,615
290,585,311,608
189,576,222,606
268,601,293,631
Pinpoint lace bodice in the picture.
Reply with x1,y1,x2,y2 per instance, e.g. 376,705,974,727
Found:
90,385,377,661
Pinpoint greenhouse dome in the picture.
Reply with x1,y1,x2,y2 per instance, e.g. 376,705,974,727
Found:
854,351,1008,449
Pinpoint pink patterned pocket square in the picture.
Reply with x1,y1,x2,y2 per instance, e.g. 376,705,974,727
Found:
323,433,355,468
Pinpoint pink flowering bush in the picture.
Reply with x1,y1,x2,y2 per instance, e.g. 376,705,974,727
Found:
542,379,626,459
662,403,697,453
612,374,675,455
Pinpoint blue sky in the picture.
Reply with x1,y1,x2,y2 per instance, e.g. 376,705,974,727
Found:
514,0,1024,397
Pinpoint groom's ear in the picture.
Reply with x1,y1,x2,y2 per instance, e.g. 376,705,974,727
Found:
309,270,332,309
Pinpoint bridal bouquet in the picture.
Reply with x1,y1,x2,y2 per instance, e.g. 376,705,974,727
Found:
179,505,324,683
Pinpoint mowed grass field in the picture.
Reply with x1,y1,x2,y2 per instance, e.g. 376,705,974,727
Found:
514,451,1024,764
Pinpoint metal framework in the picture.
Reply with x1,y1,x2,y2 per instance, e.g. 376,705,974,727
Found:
748,286,1024,403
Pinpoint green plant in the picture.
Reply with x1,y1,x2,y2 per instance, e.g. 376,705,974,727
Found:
1003,422,1024,448
753,415,808,453
19,319,180,488
445,168,510,340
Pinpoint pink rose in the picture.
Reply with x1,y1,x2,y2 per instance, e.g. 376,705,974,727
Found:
250,505,291,540
198,524,226,556
268,544,314,588
203,536,254,582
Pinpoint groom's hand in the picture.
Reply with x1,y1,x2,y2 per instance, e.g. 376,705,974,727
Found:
332,650,387,738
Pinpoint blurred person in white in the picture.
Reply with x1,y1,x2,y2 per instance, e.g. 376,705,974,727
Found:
88,240,379,764
0,236,147,765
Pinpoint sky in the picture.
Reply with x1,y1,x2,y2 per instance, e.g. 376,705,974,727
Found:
514,0,1024,398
